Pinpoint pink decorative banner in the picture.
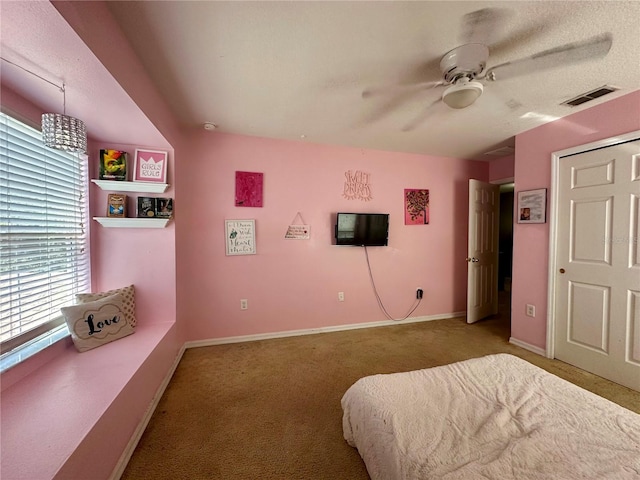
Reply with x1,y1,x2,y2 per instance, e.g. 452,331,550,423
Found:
404,189,429,225
235,171,263,207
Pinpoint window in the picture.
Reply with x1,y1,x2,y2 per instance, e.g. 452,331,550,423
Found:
0,111,90,358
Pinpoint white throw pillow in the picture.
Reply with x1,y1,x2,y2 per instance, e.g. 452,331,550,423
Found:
61,293,134,352
77,284,136,327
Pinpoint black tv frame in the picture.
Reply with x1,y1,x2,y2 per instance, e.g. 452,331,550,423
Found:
334,213,389,247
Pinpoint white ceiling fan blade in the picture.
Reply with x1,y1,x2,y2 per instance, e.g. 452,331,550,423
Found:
402,98,441,132
459,8,510,46
484,33,612,82
358,83,444,125
362,81,443,99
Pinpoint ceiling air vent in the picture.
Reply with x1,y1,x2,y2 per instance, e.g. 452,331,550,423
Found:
483,146,515,157
561,85,618,107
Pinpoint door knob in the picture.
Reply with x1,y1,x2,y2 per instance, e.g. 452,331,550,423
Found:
466,257,479,263
559,268,565,274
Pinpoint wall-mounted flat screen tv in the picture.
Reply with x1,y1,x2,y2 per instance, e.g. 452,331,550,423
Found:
335,213,389,246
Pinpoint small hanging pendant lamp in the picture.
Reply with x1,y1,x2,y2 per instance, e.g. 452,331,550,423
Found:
41,83,87,153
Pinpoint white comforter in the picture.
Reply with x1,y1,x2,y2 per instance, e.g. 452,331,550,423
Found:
341,354,640,480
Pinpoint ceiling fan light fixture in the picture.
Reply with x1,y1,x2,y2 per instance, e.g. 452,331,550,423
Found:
442,80,483,109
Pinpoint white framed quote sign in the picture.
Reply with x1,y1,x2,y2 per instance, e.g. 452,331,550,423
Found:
225,219,256,256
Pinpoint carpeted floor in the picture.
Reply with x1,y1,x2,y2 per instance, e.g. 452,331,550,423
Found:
121,300,640,479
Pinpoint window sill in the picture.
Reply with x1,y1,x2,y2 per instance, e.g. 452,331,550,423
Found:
1,322,179,480
0,324,70,375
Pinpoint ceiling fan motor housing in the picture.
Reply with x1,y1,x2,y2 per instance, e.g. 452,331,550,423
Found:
440,43,489,82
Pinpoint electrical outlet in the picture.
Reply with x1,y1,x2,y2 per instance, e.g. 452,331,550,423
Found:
416,288,423,299
240,299,248,310
526,304,535,317
338,292,345,302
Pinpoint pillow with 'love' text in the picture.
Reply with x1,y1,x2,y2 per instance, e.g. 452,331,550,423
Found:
61,293,134,352
77,284,136,327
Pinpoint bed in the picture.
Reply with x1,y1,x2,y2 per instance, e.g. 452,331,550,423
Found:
341,354,640,480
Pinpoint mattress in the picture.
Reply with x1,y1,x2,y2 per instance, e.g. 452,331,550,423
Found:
341,353,640,480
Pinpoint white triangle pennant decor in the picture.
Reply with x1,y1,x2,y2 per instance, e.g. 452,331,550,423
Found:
285,212,310,239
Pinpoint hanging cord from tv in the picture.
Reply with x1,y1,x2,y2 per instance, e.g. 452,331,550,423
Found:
364,246,421,321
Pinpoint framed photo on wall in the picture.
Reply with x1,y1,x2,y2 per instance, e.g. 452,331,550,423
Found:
404,188,429,225
225,219,256,256
235,171,264,207
517,188,547,224
133,149,168,183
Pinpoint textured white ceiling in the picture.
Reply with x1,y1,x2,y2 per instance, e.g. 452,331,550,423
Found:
2,2,639,160
105,0,640,160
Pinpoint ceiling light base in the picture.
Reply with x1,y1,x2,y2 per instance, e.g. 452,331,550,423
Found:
442,79,484,109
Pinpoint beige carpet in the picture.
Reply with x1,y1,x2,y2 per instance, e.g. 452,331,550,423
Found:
121,307,640,479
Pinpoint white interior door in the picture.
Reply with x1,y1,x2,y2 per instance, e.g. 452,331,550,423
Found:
467,180,499,324
554,139,640,391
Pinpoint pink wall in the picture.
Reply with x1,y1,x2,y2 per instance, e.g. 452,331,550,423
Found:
88,141,177,327
176,131,488,341
1,7,183,477
511,90,640,349
52,1,180,327
489,155,515,182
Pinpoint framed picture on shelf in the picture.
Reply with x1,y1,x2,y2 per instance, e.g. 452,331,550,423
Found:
156,198,173,218
133,149,168,183
106,193,127,217
137,196,156,217
517,188,547,224
99,149,127,181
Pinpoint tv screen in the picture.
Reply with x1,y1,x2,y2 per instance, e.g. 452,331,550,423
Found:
335,213,389,246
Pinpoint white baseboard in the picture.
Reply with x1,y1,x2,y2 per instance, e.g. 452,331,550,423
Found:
185,312,466,349
509,337,546,357
109,344,186,480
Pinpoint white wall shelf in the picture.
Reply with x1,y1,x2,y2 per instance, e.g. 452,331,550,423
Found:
93,217,170,229
91,179,169,193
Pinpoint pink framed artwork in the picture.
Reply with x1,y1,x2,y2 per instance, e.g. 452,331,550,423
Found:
235,171,263,207
404,189,430,225
133,149,168,183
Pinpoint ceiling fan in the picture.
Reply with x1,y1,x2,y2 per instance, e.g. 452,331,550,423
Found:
362,8,613,131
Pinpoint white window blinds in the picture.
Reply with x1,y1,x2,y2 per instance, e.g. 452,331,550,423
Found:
0,111,90,353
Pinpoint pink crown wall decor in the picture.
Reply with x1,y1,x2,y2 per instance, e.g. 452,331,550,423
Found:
133,149,168,183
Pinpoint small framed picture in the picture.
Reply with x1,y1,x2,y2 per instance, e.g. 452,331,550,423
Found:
107,193,127,217
404,188,430,225
235,171,263,207
99,149,127,181
133,149,168,183
137,196,156,218
517,188,547,224
225,219,256,256
156,198,173,218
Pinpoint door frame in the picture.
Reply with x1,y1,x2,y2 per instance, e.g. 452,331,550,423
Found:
546,129,640,359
